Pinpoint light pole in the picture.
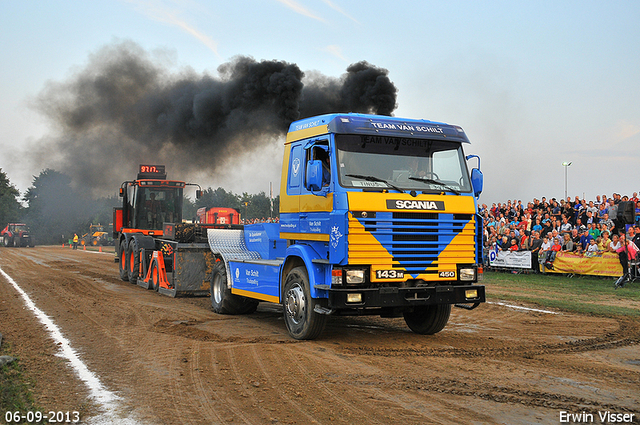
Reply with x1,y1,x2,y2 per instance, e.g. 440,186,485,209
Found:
562,161,572,200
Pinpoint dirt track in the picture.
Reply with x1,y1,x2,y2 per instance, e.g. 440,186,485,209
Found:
1,246,639,424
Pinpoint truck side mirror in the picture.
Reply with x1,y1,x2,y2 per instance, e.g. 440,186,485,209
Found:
305,160,323,192
471,168,483,198
196,190,203,199
119,188,124,197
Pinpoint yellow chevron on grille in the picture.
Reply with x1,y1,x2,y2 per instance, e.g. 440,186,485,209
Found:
347,202,476,282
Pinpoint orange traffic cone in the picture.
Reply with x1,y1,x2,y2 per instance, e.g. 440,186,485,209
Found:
83,244,86,251
99,246,102,253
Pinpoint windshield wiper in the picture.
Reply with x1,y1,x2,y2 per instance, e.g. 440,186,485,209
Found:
346,174,404,193
408,177,461,195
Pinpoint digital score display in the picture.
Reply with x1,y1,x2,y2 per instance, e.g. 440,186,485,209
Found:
137,164,167,179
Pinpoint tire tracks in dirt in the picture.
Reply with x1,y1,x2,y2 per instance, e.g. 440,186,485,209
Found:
279,344,388,425
344,317,640,359
338,374,638,414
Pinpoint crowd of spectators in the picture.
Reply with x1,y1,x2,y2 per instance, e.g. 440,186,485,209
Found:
241,217,280,225
479,193,640,273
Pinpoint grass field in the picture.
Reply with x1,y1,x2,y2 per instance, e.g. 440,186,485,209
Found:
484,269,640,317
0,342,40,424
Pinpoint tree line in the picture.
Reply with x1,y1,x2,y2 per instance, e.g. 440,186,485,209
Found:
0,168,279,245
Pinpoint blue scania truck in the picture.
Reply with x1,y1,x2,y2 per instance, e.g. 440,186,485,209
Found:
115,113,485,340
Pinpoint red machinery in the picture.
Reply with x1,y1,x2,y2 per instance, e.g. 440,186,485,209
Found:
196,207,240,225
1,223,35,247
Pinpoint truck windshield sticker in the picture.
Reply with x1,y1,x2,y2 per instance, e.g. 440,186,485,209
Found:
352,181,387,188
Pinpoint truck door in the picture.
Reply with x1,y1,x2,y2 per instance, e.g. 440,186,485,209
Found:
279,143,304,236
299,140,332,240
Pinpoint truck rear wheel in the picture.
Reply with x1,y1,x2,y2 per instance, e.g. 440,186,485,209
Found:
403,304,451,335
210,261,258,315
283,266,327,340
4,235,12,247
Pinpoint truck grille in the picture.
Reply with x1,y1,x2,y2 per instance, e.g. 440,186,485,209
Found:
349,211,475,277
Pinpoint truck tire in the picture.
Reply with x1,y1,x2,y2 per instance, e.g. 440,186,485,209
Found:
403,304,451,335
210,261,259,315
4,235,12,247
283,266,327,340
118,241,129,281
127,238,141,285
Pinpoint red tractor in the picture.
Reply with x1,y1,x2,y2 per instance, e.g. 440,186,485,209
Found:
1,223,35,247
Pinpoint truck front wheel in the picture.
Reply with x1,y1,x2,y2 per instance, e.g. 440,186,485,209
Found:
403,304,451,335
283,266,327,340
210,261,258,315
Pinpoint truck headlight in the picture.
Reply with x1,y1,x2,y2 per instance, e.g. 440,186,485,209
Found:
459,268,476,281
346,269,365,284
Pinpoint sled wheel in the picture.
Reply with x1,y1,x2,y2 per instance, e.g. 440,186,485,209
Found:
151,259,160,291
127,238,141,285
118,241,129,281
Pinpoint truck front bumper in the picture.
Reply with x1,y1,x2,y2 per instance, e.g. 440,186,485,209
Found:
327,284,485,310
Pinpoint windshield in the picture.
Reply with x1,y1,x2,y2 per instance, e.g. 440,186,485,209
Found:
134,186,183,230
336,134,471,193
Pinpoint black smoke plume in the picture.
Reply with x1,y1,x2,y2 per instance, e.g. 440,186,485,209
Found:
32,41,397,195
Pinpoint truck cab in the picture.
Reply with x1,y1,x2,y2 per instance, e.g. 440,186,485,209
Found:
212,113,485,340
115,165,184,235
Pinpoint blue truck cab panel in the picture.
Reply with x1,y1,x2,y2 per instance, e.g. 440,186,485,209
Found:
244,223,287,260
223,223,286,303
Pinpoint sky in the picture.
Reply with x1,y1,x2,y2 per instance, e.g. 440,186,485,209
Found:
1,0,639,205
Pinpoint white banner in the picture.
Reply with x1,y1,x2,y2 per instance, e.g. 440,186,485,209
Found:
489,250,532,269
